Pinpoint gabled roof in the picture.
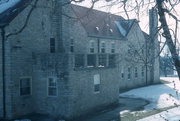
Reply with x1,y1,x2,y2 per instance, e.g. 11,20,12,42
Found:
0,0,32,27
71,4,136,40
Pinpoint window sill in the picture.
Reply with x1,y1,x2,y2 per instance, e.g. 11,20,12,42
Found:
94,91,100,94
73,66,116,71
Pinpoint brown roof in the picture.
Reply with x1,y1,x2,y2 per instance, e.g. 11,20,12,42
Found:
71,4,136,40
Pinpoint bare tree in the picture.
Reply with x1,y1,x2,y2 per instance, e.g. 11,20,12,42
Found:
83,0,180,79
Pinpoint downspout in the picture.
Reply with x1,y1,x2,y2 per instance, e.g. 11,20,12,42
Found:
97,38,100,53
145,35,148,85
1,27,6,119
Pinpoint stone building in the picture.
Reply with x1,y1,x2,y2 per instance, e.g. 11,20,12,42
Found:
0,0,159,120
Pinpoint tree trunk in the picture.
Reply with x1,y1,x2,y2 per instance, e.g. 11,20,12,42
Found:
156,0,180,80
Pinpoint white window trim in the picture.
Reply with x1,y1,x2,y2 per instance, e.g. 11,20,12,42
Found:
47,77,58,97
19,76,32,96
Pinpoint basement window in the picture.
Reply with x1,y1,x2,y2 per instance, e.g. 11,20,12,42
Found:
20,77,31,96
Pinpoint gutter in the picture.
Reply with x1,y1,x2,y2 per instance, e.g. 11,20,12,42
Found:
88,34,127,41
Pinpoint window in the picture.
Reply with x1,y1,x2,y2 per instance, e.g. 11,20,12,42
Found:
142,49,144,55
87,54,96,67
135,67,138,78
48,77,57,96
94,74,100,93
121,66,124,78
100,41,106,53
141,66,144,77
50,38,55,53
109,54,116,67
111,42,115,53
128,67,131,80
127,47,131,54
98,54,107,67
90,40,95,53
70,39,74,52
20,77,31,96
75,54,85,68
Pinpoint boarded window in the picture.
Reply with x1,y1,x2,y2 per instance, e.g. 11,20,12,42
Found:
94,74,100,93
20,78,31,96
50,38,55,53
87,54,96,67
135,67,138,78
48,78,57,96
98,54,107,67
75,54,84,68
109,54,116,67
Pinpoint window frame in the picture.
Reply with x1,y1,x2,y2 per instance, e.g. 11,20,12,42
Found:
47,77,58,97
111,42,115,53
135,67,138,78
89,40,95,53
100,41,106,53
70,38,74,53
141,66,145,77
94,74,100,93
19,77,32,96
127,67,131,80
121,66,124,79
50,38,56,53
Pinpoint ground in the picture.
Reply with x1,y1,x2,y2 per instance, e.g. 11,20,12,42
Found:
13,77,180,121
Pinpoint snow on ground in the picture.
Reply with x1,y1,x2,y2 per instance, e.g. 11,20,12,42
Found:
137,107,180,121
0,0,20,14
120,77,180,110
120,77,180,121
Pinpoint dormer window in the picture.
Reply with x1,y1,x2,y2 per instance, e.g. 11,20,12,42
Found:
110,29,113,33
95,27,99,32
89,40,95,53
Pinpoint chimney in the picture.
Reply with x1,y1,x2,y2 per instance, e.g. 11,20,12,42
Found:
149,7,158,41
